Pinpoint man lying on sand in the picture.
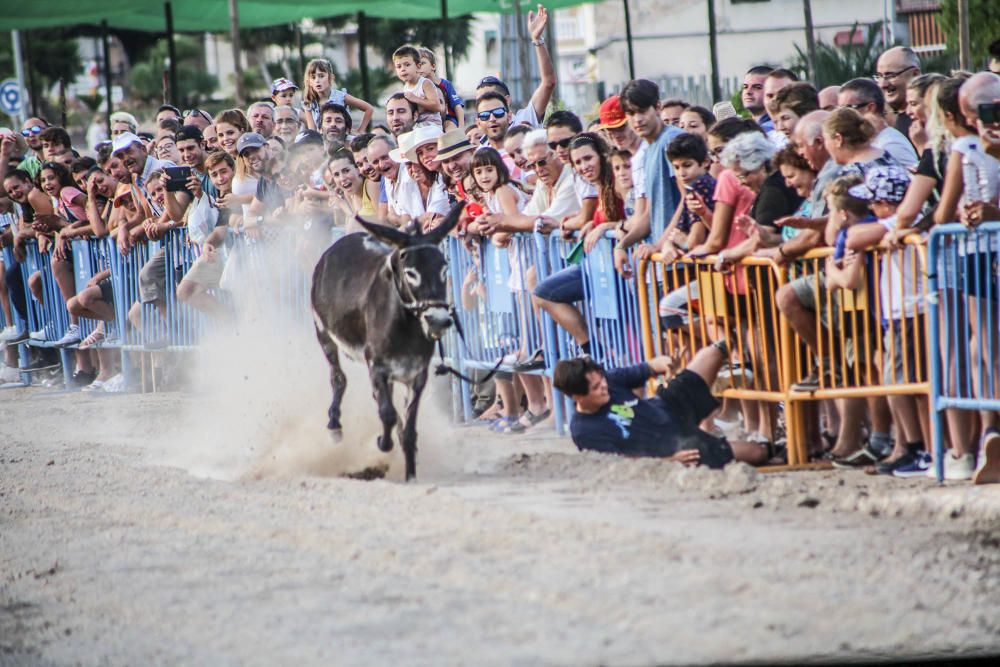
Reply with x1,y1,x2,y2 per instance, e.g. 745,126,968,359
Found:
553,342,771,468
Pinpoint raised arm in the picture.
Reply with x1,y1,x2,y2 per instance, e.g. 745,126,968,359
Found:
526,5,556,122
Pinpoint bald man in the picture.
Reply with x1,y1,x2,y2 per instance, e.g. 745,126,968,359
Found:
875,46,921,137
818,86,841,112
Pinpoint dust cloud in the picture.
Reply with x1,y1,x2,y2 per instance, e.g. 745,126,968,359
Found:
149,234,461,483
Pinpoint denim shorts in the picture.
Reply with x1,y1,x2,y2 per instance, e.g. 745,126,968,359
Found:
533,265,583,304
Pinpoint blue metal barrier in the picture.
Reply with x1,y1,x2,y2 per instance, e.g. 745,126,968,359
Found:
929,221,1000,482
580,234,645,370
71,237,119,349
20,240,73,386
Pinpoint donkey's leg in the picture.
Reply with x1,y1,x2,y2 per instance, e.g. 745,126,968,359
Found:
401,369,428,482
369,362,398,453
314,325,347,434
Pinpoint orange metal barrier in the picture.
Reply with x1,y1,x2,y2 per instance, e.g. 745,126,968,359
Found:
636,238,930,467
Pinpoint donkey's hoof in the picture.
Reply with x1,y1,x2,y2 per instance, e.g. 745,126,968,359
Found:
376,435,394,452
328,428,343,444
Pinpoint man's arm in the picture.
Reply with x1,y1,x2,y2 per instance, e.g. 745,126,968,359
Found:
526,5,556,122
605,362,653,389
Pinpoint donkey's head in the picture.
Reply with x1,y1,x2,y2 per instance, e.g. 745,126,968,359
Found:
357,203,463,340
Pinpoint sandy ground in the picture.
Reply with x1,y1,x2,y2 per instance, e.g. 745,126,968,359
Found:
2,326,1000,666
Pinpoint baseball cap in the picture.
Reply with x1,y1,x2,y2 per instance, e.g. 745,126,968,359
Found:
848,164,910,204
236,132,266,154
272,78,298,95
598,96,628,130
476,75,510,97
111,132,143,155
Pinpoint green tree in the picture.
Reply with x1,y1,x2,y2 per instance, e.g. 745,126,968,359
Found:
791,23,885,88
938,0,1000,64
363,16,474,63
128,35,217,106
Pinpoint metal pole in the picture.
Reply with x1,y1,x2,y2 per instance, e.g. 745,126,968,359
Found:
622,0,635,81
165,2,179,105
23,30,38,117
10,30,28,126
357,12,371,103
801,0,817,83
296,24,305,78
228,0,245,105
706,0,721,103
59,78,67,128
440,0,452,81
513,0,531,105
101,21,113,134
957,0,971,71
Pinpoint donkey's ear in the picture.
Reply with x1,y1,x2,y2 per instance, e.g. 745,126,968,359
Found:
423,201,465,245
356,216,411,248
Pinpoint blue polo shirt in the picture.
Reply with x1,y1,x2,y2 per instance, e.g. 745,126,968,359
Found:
644,124,683,240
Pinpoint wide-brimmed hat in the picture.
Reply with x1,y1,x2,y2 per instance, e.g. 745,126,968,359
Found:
112,184,134,208
436,128,476,161
390,131,416,164
404,125,443,163
597,96,627,130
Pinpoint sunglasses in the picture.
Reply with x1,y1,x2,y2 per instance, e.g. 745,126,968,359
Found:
525,156,549,170
840,101,870,111
21,125,43,137
183,109,213,123
548,137,573,151
477,107,508,122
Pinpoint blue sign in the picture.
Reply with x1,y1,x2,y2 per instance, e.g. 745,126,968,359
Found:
483,243,514,313
0,79,22,116
587,239,619,320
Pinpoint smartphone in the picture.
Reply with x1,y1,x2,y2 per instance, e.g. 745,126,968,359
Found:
163,166,192,192
684,185,695,192
979,102,999,126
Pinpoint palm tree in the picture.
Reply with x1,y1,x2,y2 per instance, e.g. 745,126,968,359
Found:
791,22,884,88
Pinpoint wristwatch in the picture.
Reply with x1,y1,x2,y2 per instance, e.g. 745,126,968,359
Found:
532,37,545,46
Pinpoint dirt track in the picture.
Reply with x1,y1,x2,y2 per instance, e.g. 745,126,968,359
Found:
3,379,1000,666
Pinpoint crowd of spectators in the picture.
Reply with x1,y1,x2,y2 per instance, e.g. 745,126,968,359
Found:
1,6,999,483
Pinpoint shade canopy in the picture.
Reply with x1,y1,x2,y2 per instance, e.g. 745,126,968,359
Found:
0,0,599,31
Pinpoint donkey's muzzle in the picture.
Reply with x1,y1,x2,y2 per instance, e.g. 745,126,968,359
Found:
421,306,453,340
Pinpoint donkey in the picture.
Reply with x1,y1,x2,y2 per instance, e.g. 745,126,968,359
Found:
310,204,462,481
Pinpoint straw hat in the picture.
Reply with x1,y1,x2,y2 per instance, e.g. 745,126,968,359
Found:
436,128,477,161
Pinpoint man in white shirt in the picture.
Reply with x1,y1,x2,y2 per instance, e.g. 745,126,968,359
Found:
838,78,918,168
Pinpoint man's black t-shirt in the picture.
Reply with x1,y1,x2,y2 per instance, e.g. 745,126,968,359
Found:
751,170,804,228
569,363,678,457
895,112,913,147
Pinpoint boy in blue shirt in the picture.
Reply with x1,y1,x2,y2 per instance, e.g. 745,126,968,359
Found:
553,342,770,467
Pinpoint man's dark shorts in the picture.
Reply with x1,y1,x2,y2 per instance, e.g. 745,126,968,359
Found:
656,370,734,469
533,265,584,303
98,277,114,306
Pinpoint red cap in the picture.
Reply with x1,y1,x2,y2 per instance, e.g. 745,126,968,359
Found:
598,95,628,129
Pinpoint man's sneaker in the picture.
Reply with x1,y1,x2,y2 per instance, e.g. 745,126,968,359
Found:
831,444,883,469
69,369,97,388
875,451,917,476
54,324,82,347
943,452,975,481
29,329,47,341
892,451,932,478
973,429,1000,485
0,325,24,342
3,328,28,345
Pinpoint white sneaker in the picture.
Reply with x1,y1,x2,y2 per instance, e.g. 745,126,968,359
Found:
53,324,82,347
102,373,126,393
0,325,20,342
29,329,47,341
944,452,975,481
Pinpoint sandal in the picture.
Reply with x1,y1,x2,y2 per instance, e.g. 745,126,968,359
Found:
516,408,551,430
78,328,105,350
